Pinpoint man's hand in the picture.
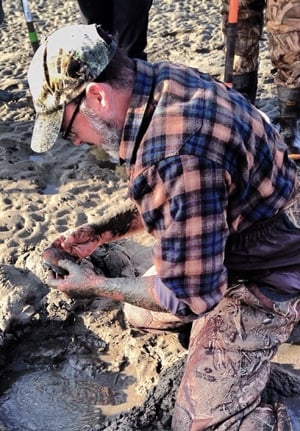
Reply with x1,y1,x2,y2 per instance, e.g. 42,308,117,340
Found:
42,224,107,276
51,224,102,259
42,246,78,276
47,259,104,298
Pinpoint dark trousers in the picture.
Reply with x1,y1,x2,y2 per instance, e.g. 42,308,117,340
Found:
77,0,153,59
0,0,4,25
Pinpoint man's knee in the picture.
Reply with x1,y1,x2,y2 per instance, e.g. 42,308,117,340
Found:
123,302,186,332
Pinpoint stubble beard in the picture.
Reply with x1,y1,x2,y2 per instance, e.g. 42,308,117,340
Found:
81,102,122,161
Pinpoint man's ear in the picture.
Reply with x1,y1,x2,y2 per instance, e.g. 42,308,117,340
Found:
85,82,110,111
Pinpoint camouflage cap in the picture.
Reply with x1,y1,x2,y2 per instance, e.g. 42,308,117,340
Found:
28,24,117,153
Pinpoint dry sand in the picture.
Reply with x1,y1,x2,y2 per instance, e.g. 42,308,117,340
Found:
0,0,299,430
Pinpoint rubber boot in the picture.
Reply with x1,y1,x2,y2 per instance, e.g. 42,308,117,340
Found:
232,70,258,104
277,86,300,155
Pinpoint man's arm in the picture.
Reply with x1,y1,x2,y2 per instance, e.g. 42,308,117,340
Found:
45,200,144,262
48,258,166,312
90,201,144,241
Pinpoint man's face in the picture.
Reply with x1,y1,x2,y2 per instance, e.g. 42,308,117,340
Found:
62,98,122,160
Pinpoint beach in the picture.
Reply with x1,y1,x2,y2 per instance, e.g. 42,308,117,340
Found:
0,0,299,429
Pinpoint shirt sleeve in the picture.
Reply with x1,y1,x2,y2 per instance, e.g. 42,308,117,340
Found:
131,154,230,319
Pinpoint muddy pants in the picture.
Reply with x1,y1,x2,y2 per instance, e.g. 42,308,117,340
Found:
221,0,300,87
173,284,300,430
125,283,299,430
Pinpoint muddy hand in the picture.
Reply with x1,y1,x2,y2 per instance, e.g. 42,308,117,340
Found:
51,224,101,259
48,259,102,298
42,246,78,276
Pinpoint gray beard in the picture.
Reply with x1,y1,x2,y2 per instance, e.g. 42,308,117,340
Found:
81,102,122,161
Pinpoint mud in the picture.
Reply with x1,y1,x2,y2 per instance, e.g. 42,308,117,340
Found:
0,243,188,430
0,243,299,430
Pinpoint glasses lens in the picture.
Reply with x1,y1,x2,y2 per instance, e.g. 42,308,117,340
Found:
62,94,83,140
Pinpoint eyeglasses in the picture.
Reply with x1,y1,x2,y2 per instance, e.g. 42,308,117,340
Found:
62,93,84,141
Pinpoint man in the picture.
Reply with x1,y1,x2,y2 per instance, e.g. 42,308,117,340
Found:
28,24,300,430
77,0,153,60
221,0,300,154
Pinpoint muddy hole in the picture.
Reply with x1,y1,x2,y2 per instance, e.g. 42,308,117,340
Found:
0,319,137,431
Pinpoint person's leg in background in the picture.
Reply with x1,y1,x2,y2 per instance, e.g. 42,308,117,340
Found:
0,0,4,25
171,283,299,430
221,0,266,104
77,0,113,31
112,0,153,59
76,0,153,59
266,0,300,154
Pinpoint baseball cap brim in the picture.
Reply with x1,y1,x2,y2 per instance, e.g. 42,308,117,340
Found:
30,108,64,153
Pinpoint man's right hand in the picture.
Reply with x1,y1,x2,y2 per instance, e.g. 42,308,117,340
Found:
46,224,102,260
42,247,78,276
42,224,102,276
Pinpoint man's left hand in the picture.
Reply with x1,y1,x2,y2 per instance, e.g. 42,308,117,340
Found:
47,258,105,298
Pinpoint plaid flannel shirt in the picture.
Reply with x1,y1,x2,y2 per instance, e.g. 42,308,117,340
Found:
119,60,297,320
